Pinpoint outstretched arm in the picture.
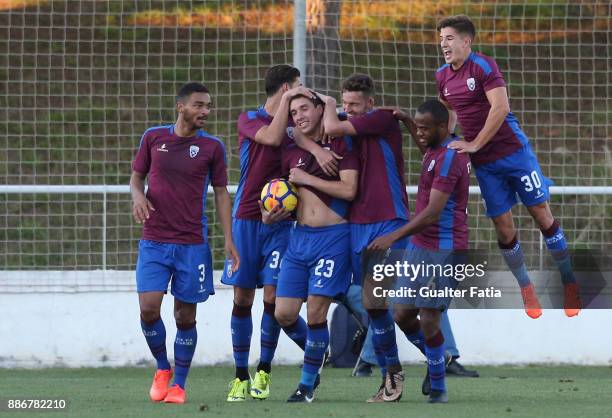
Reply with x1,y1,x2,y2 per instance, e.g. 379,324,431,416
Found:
367,188,451,250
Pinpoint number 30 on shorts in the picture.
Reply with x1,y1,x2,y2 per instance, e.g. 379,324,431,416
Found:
520,170,542,192
314,259,335,278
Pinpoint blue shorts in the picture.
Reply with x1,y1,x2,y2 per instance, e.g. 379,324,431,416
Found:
135,240,214,303
221,218,292,289
392,242,464,311
277,223,351,299
475,143,553,218
350,219,409,285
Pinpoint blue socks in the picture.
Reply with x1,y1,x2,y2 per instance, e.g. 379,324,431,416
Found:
368,309,400,372
258,301,281,373
231,303,253,380
425,331,446,393
141,316,171,371
173,322,197,389
541,220,576,284
300,321,329,391
282,317,308,351
499,235,532,288
403,325,425,356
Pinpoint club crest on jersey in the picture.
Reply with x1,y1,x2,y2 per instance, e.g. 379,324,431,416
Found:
189,145,199,158
467,77,476,91
428,160,436,172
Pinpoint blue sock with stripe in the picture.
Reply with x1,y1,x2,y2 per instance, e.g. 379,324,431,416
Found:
258,301,281,373
300,321,329,391
281,317,308,351
231,303,252,380
541,220,576,284
425,330,446,393
140,316,171,371
368,309,400,372
401,320,426,355
499,236,532,288
173,322,197,389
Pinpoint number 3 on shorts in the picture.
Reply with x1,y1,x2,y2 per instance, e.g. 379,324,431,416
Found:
520,170,542,192
198,263,206,282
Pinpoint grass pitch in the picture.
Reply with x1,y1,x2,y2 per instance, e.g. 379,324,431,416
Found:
1,365,611,418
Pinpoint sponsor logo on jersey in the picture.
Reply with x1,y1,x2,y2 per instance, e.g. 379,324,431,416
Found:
467,77,476,91
428,160,436,172
189,145,199,158
156,143,168,152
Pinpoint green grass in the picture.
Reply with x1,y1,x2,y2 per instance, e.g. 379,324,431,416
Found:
1,365,611,417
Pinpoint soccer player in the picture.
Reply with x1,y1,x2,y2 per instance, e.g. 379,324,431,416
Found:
274,93,359,402
130,82,240,404
320,74,409,402
221,65,335,402
369,99,471,404
436,15,580,318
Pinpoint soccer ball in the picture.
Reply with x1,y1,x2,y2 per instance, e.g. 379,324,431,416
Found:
260,178,298,212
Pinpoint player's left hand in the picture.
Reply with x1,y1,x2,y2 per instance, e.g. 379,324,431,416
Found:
367,234,396,251
225,241,240,272
288,167,311,185
448,140,479,154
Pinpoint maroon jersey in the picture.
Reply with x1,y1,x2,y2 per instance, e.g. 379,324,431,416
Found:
346,109,410,224
233,106,293,220
411,137,470,251
282,134,359,219
436,51,529,166
132,124,228,244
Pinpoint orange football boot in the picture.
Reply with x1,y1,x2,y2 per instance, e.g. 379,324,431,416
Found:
520,283,542,319
563,283,581,317
149,369,173,402
163,384,186,404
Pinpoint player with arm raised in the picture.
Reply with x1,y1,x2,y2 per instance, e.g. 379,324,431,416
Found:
222,65,334,402
130,82,239,404
436,15,580,318
274,93,359,403
320,74,409,402
369,100,471,404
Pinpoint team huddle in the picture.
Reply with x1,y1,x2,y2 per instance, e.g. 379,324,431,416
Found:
129,15,581,405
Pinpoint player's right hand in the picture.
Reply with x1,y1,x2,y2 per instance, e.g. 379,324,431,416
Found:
258,200,291,225
314,147,342,177
132,195,155,223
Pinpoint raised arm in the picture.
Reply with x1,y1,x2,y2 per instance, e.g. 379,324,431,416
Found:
320,96,357,137
252,86,316,146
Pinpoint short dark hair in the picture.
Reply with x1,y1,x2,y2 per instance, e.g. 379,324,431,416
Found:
176,82,209,102
288,92,324,109
265,65,301,97
417,100,449,126
437,15,476,39
341,73,375,96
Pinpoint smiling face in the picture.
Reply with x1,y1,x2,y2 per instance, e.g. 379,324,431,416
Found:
414,111,446,148
341,90,373,118
440,26,472,69
177,92,212,131
290,96,323,136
